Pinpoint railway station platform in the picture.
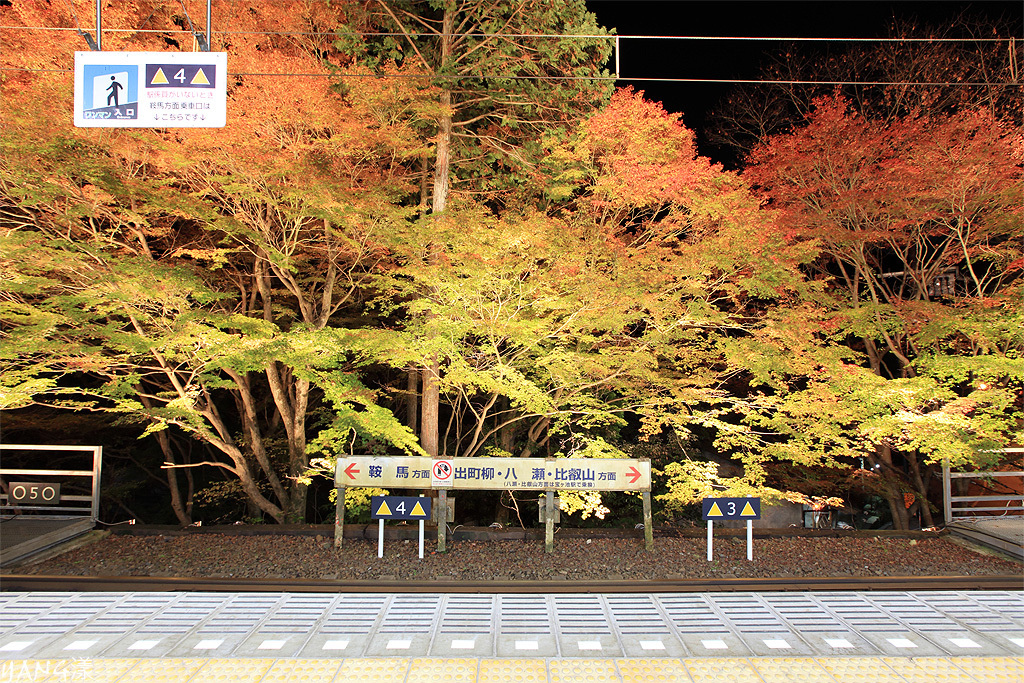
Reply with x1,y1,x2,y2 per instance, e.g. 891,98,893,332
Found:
0,518,95,568
948,517,1024,561
0,590,1021,681
2,655,1023,682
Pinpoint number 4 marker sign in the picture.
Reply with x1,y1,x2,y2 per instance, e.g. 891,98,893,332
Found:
370,495,432,560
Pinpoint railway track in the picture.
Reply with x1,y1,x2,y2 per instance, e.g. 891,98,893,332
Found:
2,573,1019,593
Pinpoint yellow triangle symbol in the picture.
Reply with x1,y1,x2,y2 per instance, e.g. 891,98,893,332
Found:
376,500,392,516
151,68,169,85
191,68,210,85
707,501,724,517
741,501,756,516
410,501,426,517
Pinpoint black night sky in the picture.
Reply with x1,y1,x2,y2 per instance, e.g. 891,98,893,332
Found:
586,1,1023,153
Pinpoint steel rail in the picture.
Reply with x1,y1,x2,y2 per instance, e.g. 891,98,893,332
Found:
1,573,1019,594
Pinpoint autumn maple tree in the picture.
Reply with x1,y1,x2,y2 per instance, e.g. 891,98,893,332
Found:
742,95,1023,528
1,0,426,523
4,2,1017,532
334,0,614,458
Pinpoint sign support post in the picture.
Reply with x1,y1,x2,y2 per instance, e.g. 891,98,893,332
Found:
747,519,753,561
369,495,431,560
431,459,454,553
545,490,555,554
419,494,426,559
334,488,346,548
438,489,447,553
642,491,654,551
702,497,761,562
707,520,714,561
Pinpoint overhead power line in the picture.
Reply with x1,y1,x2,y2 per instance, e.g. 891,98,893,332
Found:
2,66,1019,87
4,22,1019,86
0,25,1018,42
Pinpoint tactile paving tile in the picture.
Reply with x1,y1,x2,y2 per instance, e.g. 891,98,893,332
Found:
406,657,478,682
750,657,834,683
549,658,620,682
335,658,412,683
683,658,761,683
478,658,547,682
2,658,136,683
262,658,343,682
112,658,206,682
818,656,903,682
0,659,123,683
947,656,1024,682
188,657,275,683
616,658,690,682
883,657,983,683
64,658,137,682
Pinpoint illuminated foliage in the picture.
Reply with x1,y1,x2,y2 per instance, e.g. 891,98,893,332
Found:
742,95,1024,527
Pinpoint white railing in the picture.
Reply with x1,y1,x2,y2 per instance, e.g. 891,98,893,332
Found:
942,449,1024,522
0,444,102,520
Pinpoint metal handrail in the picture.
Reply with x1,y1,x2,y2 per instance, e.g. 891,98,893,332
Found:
942,449,1024,522
0,444,102,520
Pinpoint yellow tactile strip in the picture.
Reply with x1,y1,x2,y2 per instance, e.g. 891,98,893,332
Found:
406,657,478,683
478,658,547,683
1,657,1022,682
749,657,834,683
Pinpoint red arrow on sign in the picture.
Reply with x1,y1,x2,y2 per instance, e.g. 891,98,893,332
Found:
626,466,642,484
344,462,360,479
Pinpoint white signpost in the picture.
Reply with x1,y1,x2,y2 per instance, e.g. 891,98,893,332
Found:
703,497,762,562
74,51,227,128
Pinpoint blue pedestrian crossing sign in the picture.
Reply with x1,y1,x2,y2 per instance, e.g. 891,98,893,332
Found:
371,496,431,520
702,497,761,520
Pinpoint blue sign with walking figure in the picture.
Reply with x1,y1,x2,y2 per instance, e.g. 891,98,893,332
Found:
81,64,139,121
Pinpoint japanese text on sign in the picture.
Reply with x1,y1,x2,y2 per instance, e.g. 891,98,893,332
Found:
74,52,227,128
337,457,650,492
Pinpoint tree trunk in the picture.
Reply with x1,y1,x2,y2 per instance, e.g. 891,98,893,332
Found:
864,337,883,376
873,445,909,530
419,8,454,460
264,364,311,523
499,396,516,454
284,377,310,524
138,392,192,526
906,450,936,529
431,10,454,215
421,357,440,457
519,415,551,458
406,368,419,432
183,461,194,519
160,438,192,527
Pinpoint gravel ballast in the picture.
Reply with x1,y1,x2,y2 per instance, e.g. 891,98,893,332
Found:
18,530,1021,581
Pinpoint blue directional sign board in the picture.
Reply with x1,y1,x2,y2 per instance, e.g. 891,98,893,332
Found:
371,495,431,520
702,497,761,520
